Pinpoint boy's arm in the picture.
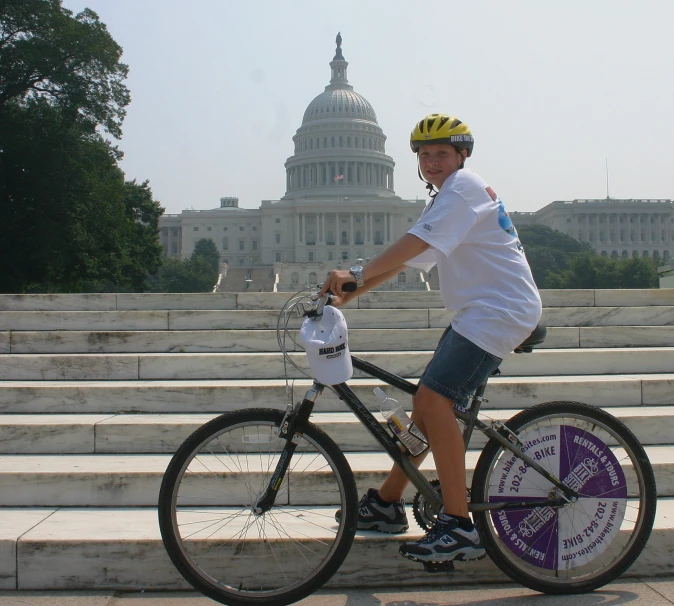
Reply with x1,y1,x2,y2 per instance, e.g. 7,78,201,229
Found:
336,264,407,307
320,234,431,297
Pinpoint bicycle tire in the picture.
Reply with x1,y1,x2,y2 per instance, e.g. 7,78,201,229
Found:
471,400,656,594
158,408,358,606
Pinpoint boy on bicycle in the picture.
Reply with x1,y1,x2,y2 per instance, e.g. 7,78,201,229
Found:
319,113,542,564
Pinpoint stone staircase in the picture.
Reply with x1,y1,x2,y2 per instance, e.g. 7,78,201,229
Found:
1,289,673,590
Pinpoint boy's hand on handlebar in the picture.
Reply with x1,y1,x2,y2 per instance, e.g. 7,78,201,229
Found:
319,270,357,298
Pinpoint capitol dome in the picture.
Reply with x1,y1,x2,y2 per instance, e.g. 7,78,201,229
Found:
302,88,377,124
283,34,395,199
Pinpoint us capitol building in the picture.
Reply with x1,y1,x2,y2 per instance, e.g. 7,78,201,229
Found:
159,35,673,291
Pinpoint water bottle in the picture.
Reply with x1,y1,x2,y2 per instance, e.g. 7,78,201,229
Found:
374,387,428,456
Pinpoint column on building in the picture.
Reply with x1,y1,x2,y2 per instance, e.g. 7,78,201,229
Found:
319,213,324,244
349,213,354,244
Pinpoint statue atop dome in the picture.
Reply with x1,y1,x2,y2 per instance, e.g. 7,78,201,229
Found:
334,32,344,60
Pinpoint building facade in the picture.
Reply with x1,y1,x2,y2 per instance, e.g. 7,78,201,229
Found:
159,35,427,291
159,35,673,290
511,199,674,261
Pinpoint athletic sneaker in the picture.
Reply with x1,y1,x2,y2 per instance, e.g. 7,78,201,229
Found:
335,488,409,534
399,514,485,562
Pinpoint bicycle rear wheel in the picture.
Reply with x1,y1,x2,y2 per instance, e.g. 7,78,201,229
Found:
158,408,358,606
472,401,656,594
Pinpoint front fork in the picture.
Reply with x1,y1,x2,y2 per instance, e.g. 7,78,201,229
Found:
254,383,323,513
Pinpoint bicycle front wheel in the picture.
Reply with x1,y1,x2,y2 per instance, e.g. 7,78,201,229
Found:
158,408,358,606
472,401,656,594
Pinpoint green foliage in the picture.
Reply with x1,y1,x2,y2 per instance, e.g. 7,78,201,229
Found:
517,224,658,289
518,225,591,288
192,238,220,274
149,256,218,293
148,257,219,293
0,0,130,138
0,1,163,293
546,251,659,289
148,239,220,293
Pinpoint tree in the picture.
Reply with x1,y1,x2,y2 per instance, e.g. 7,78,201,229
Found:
149,255,218,293
192,238,220,274
545,251,659,289
0,0,130,137
0,1,163,293
517,225,591,288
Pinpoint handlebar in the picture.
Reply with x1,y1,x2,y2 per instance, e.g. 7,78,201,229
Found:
306,281,357,319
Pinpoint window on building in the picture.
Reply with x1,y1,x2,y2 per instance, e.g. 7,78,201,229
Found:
222,258,228,264
222,237,228,250
308,272,317,283
275,218,281,224
408,217,413,223
342,251,348,260
239,226,244,231
252,226,257,231
398,273,407,284
275,233,281,244
308,251,314,261
275,252,281,262
171,243,177,254
194,227,199,231
291,272,299,285
328,252,334,260
252,240,257,250
207,226,212,231
223,227,228,231
327,230,334,244
238,258,245,266
341,231,348,245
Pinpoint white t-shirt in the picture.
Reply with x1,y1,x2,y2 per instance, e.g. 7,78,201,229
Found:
406,169,542,358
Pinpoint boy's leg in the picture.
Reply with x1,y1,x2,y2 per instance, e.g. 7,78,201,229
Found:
413,385,469,517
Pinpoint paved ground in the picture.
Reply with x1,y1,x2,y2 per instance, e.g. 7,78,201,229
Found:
2,578,674,606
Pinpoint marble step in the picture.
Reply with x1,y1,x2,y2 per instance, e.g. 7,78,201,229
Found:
0,407,671,454
4,306,674,334
2,373,674,414
2,289,674,312
5,500,672,590
9,325,674,354
2,347,674,380
0,444,670,506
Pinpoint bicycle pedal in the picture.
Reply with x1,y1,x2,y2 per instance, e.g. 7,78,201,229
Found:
422,560,455,573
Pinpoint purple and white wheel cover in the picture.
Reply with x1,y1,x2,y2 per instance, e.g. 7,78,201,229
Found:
489,424,627,570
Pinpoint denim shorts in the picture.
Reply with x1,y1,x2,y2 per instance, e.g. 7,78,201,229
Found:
418,326,502,409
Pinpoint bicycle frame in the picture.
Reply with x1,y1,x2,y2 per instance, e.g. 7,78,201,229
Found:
256,353,578,515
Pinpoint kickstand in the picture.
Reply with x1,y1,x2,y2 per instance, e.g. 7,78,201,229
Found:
423,561,456,573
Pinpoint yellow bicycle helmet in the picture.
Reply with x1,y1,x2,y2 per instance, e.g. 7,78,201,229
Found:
410,114,474,157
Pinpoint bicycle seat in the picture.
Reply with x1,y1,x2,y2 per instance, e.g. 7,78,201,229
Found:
513,324,547,353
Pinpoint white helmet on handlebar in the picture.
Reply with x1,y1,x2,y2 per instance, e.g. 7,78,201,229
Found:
299,305,353,385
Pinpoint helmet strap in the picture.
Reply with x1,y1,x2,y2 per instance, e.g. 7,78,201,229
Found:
417,159,438,200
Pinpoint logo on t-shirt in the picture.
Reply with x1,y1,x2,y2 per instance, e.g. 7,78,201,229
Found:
422,223,433,232
489,188,524,253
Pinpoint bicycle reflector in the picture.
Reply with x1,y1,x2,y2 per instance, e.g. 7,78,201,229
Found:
299,305,353,385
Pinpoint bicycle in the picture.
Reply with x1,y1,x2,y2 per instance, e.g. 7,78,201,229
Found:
158,286,657,606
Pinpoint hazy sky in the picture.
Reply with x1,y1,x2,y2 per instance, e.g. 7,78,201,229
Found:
62,0,674,214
